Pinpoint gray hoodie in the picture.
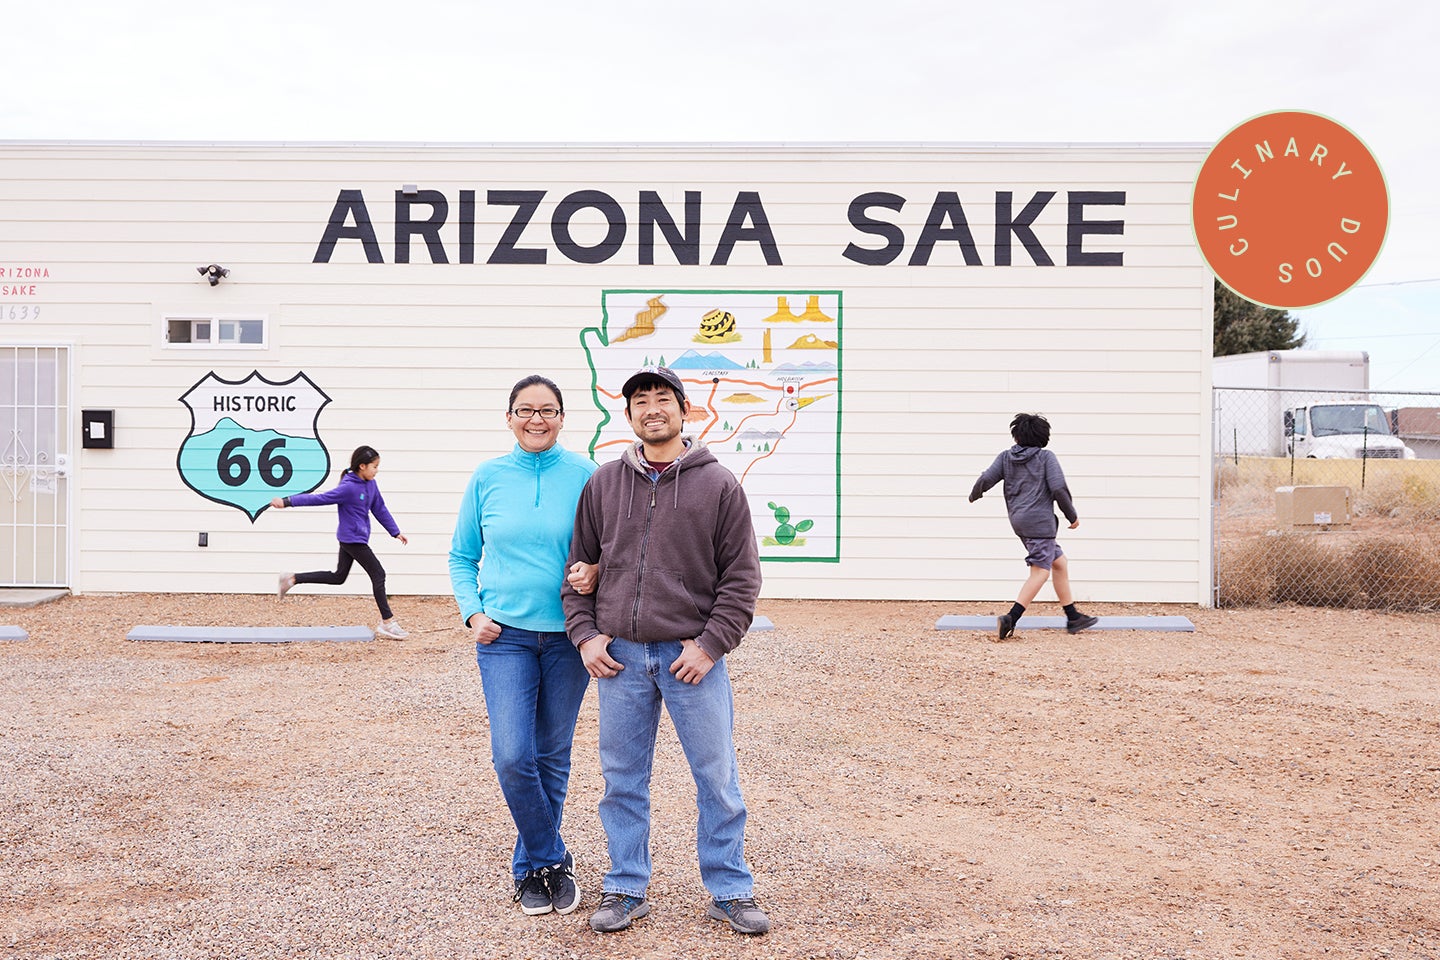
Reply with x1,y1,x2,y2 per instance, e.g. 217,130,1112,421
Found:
563,438,760,662
969,445,1078,539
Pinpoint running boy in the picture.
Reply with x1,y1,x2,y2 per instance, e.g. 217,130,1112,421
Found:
968,413,1098,640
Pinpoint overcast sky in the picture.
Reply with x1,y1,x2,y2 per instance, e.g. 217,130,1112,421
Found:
7,0,1438,390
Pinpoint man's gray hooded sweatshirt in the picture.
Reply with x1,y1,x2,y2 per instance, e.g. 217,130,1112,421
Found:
563,438,760,663
969,445,1078,538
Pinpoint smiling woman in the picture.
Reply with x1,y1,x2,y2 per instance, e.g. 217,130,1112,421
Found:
447,373,599,916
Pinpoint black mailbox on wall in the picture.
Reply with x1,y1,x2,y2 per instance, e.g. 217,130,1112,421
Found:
81,409,114,449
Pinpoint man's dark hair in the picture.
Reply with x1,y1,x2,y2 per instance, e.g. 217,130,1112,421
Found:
623,373,686,416
1010,413,1051,448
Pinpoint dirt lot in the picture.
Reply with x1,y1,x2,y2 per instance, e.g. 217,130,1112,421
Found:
4,594,1440,959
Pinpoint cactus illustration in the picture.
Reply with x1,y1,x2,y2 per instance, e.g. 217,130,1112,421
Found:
767,501,814,546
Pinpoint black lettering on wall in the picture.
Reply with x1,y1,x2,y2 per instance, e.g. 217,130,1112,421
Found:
639,190,701,265
487,190,548,265
459,190,476,264
395,190,450,264
842,192,906,266
313,189,383,263
710,192,782,266
909,192,982,266
552,190,626,264
1067,191,1126,266
994,191,1056,266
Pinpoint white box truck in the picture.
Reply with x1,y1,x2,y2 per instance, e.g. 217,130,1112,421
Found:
1213,350,1414,459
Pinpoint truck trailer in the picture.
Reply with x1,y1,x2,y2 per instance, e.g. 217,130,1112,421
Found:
1212,350,1414,459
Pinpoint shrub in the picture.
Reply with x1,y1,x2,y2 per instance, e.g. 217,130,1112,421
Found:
1348,534,1440,610
1217,529,1440,611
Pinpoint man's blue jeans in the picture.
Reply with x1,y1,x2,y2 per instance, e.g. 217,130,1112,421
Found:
476,624,590,881
596,637,754,900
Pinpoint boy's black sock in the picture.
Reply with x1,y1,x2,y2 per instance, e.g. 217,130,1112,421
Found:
1008,602,1026,622
1063,603,1080,620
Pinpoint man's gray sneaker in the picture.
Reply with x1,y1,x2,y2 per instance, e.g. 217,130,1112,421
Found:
513,869,552,915
544,852,581,915
707,897,770,935
996,613,1015,640
590,892,649,932
1066,613,1100,634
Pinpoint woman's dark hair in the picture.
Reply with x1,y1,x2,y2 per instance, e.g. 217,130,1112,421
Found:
346,445,381,477
1010,413,1051,448
508,374,564,413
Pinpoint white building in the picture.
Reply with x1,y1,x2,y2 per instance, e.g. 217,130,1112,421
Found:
0,141,1212,603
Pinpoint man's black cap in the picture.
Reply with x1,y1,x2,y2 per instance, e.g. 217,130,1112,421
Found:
621,365,687,403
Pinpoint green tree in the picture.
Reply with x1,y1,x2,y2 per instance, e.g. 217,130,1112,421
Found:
1213,279,1306,356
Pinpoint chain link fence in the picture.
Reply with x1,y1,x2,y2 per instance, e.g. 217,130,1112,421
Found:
1213,387,1440,610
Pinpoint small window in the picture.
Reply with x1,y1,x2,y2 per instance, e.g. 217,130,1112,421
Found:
164,314,267,349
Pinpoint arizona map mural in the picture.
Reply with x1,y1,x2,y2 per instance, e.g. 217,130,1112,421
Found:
581,289,842,562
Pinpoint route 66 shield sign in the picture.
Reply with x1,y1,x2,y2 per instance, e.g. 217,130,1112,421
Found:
177,371,332,522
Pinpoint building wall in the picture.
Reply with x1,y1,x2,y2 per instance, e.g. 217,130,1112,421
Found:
0,142,1213,603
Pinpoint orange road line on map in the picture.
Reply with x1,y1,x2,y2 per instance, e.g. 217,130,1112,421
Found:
698,380,722,441
740,409,798,483
717,402,784,445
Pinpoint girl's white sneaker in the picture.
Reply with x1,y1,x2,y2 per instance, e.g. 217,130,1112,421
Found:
375,620,409,640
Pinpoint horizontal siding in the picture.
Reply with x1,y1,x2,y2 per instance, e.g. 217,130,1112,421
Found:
2,142,1212,603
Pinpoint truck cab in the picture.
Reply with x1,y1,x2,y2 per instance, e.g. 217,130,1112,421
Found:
1285,402,1416,459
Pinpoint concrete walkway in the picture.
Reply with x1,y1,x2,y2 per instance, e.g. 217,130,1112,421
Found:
0,588,68,608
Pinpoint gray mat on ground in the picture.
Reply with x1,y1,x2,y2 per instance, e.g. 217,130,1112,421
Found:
935,615,1194,632
1,626,28,641
750,616,774,632
126,625,375,643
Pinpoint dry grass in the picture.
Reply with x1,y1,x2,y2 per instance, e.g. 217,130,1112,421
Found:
1214,457,1440,610
1355,471,1440,522
1217,523,1440,611
1349,535,1440,610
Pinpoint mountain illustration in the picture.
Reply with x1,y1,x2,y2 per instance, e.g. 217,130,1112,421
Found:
770,360,837,374
669,349,745,370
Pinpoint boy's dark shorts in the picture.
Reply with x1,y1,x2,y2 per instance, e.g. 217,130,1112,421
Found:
1020,537,1064,570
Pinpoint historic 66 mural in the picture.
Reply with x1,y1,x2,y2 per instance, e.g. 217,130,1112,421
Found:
177,371,332,521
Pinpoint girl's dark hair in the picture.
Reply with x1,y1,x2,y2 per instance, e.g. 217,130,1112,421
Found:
508,374,564,413
1010,413,1051,448
346,445,381,477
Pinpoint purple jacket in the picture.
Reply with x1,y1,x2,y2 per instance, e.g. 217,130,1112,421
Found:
287,471,401,544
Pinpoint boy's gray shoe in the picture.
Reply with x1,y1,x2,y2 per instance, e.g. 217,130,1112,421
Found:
544,852,580,915
1067,614,1100,634
996,614,1015,640
708,897,770,934
590,892,649,932
513,869,552,915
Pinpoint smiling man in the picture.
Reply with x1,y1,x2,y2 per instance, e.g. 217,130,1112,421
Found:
562,365,768,936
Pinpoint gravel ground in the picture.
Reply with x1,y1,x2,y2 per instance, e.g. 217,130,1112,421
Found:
3,594,1440,959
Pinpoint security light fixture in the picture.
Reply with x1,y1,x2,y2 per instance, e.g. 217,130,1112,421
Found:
197,264,230,286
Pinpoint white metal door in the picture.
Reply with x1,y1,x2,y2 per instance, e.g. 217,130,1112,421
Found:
1,345,70,586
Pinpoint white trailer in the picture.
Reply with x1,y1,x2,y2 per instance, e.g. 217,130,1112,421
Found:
1213,350,1413,459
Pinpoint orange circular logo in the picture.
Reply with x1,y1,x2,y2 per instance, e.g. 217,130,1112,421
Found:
1192,110,1388,309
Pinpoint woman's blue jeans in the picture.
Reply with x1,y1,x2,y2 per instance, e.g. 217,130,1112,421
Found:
476,624,590,881
595,637,754,900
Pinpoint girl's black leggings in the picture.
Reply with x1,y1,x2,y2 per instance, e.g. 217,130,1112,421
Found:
295,541,393,620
